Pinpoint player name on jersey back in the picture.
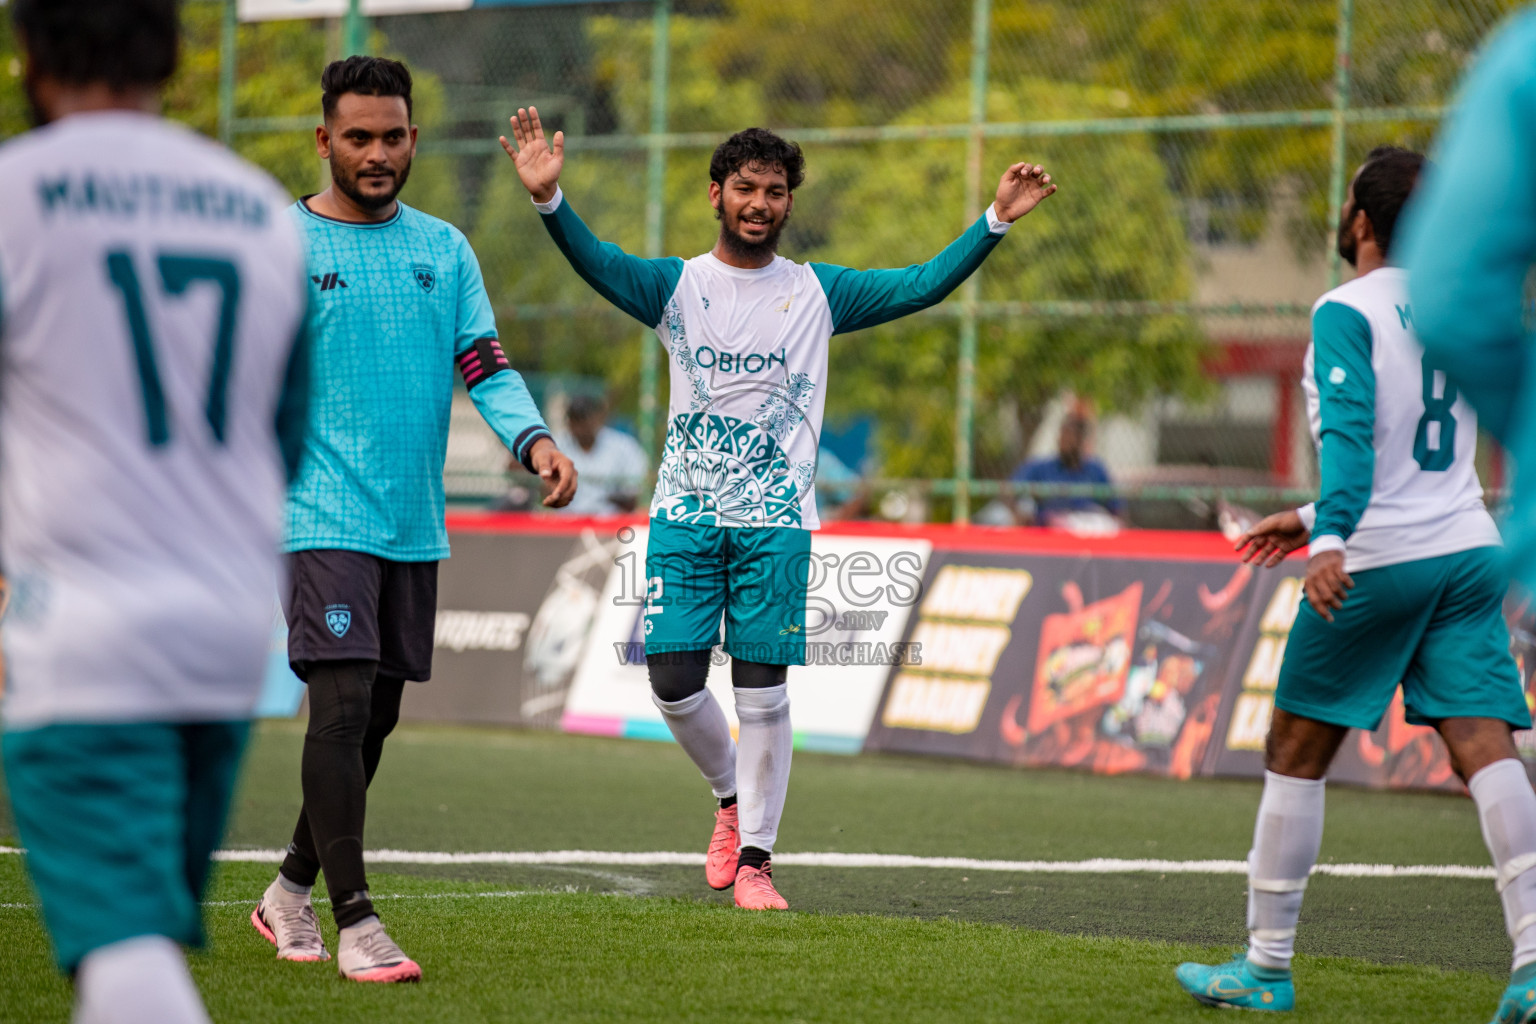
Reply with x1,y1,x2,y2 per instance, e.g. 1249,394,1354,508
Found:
1303,266,1502,572
0,111,308,727
33,169,273,227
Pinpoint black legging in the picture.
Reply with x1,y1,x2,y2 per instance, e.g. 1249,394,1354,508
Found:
278,659,404,929
647,650,786,703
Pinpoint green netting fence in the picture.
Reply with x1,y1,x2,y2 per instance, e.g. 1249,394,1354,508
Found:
0,0,1517,526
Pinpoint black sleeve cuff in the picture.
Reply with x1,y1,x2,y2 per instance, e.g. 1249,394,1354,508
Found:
515,428,553,474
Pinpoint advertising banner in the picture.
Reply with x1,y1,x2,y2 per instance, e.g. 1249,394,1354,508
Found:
397,524,616,727
340,512,1536,793
560,528,931,753
864,548,1271,777
1210,570,1536,791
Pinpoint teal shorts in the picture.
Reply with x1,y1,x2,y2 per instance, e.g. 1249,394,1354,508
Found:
644,518,812,666
1276,546,1529,732
2,720,249,972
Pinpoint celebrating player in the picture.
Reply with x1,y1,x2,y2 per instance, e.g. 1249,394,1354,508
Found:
0,2,311,1022
1175,147,1536,1022
250,58,574,981
501,108,1055,909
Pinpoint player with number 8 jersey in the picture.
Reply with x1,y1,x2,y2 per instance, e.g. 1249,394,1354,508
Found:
1176,147,1535,1023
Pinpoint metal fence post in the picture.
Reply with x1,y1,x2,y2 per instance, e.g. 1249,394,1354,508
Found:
217,0,237,147
639,0,671,463
1326,0,1355,289
343,0,367,57
953,0,991,524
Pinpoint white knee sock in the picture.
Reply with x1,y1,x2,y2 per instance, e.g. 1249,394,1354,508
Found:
1246,770,1325,971
652,688,737,798
73,935,211,1024
734,684,792,853
1468,758,1536,972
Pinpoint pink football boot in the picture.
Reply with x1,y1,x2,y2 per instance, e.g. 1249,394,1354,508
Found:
706,804,740,890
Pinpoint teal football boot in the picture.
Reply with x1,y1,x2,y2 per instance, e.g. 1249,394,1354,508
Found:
1490,962,1536,1024
1175,951,1295,1011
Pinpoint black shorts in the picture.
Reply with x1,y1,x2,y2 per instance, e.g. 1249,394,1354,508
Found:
284,549,438,682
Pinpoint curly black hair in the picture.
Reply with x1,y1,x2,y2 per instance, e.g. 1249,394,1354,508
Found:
1351,145,1425,257
13,0,179,90
709,127,805,191
321,56,414,120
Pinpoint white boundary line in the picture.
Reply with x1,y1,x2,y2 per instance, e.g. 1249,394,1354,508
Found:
0,845,1498,880
0,890,548,911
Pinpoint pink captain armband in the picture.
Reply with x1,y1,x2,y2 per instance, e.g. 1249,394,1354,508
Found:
457,336,510,390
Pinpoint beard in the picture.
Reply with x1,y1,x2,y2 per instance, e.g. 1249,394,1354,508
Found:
331,156,411,212
1336,213,1358,268
715,203,786,262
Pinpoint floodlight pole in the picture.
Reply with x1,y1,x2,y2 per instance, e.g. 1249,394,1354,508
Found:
218,0,238,147
639,0,671,464
954,0,991,524
1326,0,1355,289
343,0,368,57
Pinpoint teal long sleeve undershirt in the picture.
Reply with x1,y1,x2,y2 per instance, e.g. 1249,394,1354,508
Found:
538,198,685,328
1402,8,1536,444
1311,301,1376,545
538,195,1005,332
810,213,1004,334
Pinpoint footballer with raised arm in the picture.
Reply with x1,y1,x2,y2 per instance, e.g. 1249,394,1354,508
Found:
249,58,575,982
501,107,1055,911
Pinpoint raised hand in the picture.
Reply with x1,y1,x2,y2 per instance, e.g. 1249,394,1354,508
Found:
993,162,1057,223
1234,509,1310,569
500,107,564,204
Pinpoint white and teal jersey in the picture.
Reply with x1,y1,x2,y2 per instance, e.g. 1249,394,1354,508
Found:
0,111,309,728
536,187,1012,530
1298,266,1500,572
284,200,550,560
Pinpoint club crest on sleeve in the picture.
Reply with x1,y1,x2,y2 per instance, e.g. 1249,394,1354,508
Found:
412,265,436,292
324,604,352,638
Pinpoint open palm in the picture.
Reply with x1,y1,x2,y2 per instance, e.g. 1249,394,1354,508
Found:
994,162,1057,222
500,106,564,203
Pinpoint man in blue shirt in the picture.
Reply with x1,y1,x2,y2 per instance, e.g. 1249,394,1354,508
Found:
249,57,574,983
1011,415,1123,525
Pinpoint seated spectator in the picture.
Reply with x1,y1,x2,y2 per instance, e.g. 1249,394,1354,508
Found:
511,394,648,515
1011,415,1124,525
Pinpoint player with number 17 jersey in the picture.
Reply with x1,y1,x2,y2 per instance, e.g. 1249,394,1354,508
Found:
0,17,309,1017
0,113,308,729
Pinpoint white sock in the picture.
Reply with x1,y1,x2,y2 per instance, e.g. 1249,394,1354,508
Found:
1246,770,1325,971
734,684,792,853
652,688,736,798
73,935,210,1024
1468,758,1536,971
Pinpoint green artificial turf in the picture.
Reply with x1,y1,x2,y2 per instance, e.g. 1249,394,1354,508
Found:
0,722,1517,1022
